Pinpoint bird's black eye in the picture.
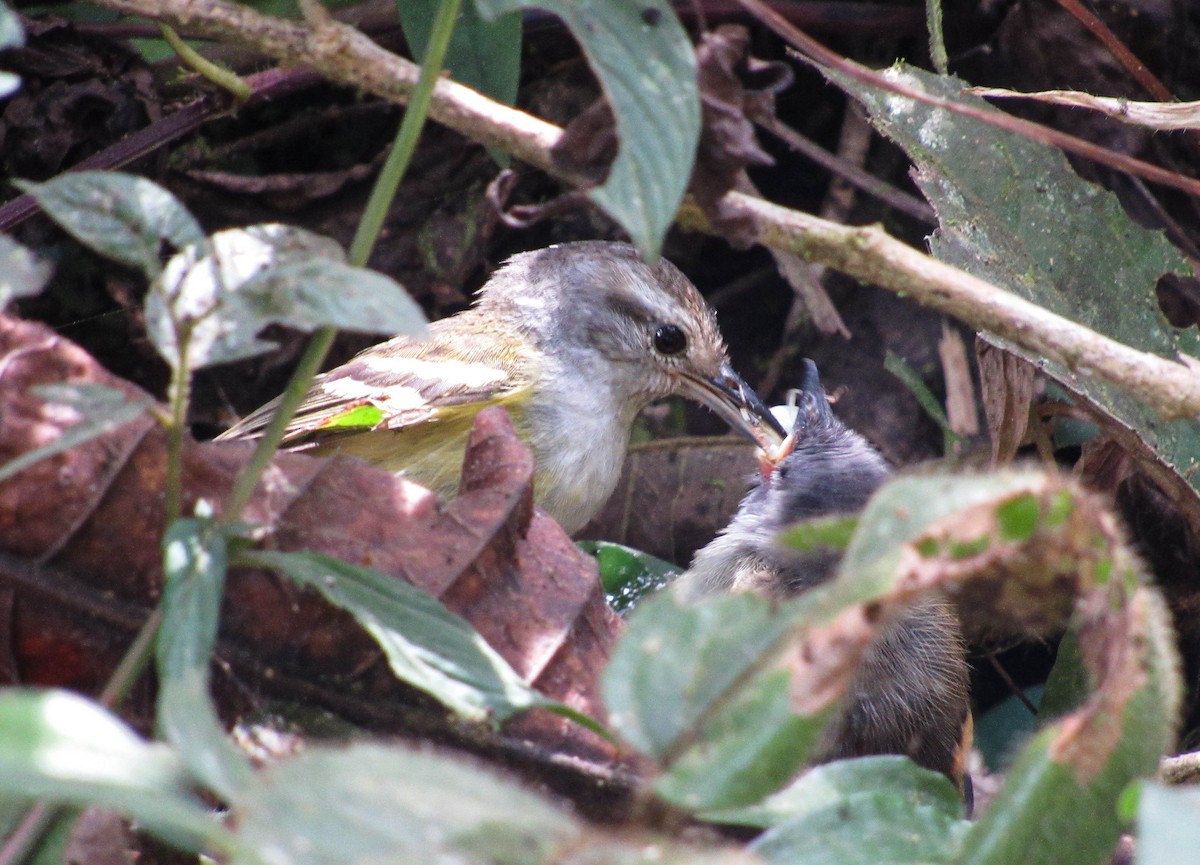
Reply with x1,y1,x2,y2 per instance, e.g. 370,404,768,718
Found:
653,323,687,356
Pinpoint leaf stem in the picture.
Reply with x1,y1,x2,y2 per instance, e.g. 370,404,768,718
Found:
163,354,191,528
158,23,251,104
347,0,462,268
221,325,335,520
0,805,55,865
222,0,460,519
99,607,166,708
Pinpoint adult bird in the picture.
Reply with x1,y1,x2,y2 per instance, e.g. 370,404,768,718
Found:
218,241,787,534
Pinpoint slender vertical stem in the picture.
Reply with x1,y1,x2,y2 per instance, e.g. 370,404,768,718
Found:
221,325,336,519
222,0,462,519
348,0,463,268
163,352,191,528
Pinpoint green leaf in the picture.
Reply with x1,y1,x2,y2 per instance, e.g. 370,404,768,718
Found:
398,0,521,106
239,550,553,723
840,64,1200,519
0,689,226,852
0,1,24,97
777,514,860,554
752,786,967,865
832,469,1046,607
0,235,51,310
0,385,153,484
0,1,22,49
704,754,967,829
17,172,204,280
602,589,796,760
230,743,579,865
146,224,427,371
472,0,699,258
654,668,824,811
158,517,256,801
1139,783,1200,865
958,589,1179,865
577,540,678,615
1037,628,1090,723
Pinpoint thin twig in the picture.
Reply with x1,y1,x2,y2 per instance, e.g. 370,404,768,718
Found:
987,653,1039,715
78,0,1200,424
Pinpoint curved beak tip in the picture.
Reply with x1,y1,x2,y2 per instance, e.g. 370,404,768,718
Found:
689,363,788,455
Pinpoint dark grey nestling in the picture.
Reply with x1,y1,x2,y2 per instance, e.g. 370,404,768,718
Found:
674,360,972,786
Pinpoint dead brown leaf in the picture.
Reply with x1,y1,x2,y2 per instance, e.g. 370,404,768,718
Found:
939,322,979,438
977,339,1036,466
0,313,622,768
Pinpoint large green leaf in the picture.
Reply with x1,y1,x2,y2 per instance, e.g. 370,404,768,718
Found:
837,64,1200,515
230,744,578,865
826,468,1047,612
958,588,1179,865
744,758,967,865
472,0,699,258
703,755,966,829
603,589,828,810
781,468,1178,865
158,516,256,802
239,550,558,724
0,689,226,852
603,590,792,760
146,223,427,371
653,668,823,811
18,172,204,280
752,790,965,865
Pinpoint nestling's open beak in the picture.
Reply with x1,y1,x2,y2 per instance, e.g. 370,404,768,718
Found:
680,362,788,455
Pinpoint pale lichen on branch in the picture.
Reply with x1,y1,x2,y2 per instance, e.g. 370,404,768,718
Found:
90,0,1200,420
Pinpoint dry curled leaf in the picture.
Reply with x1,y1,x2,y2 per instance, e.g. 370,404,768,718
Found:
977,339,1036,465
689,24,780,247
0,313,621,767
971,87,1200,131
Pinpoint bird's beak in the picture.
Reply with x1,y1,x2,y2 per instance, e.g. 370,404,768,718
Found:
680,362,788,455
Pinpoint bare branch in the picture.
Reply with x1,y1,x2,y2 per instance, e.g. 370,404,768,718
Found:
91,0,1200,420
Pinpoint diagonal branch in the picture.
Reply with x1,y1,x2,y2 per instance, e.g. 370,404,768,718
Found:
88,0,1200,419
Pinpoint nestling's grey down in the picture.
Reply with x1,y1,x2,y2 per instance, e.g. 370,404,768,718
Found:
674,360,971,786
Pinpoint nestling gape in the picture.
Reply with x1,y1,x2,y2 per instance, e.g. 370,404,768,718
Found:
674,360,972,788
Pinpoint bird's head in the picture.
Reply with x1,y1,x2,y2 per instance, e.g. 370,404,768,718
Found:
759,359,891,528
478,241,786,453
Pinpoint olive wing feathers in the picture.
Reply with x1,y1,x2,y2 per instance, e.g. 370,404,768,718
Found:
216,329,535,446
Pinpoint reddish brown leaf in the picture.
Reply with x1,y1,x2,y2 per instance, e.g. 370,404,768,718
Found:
0,313,622,768
66,809,137,865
